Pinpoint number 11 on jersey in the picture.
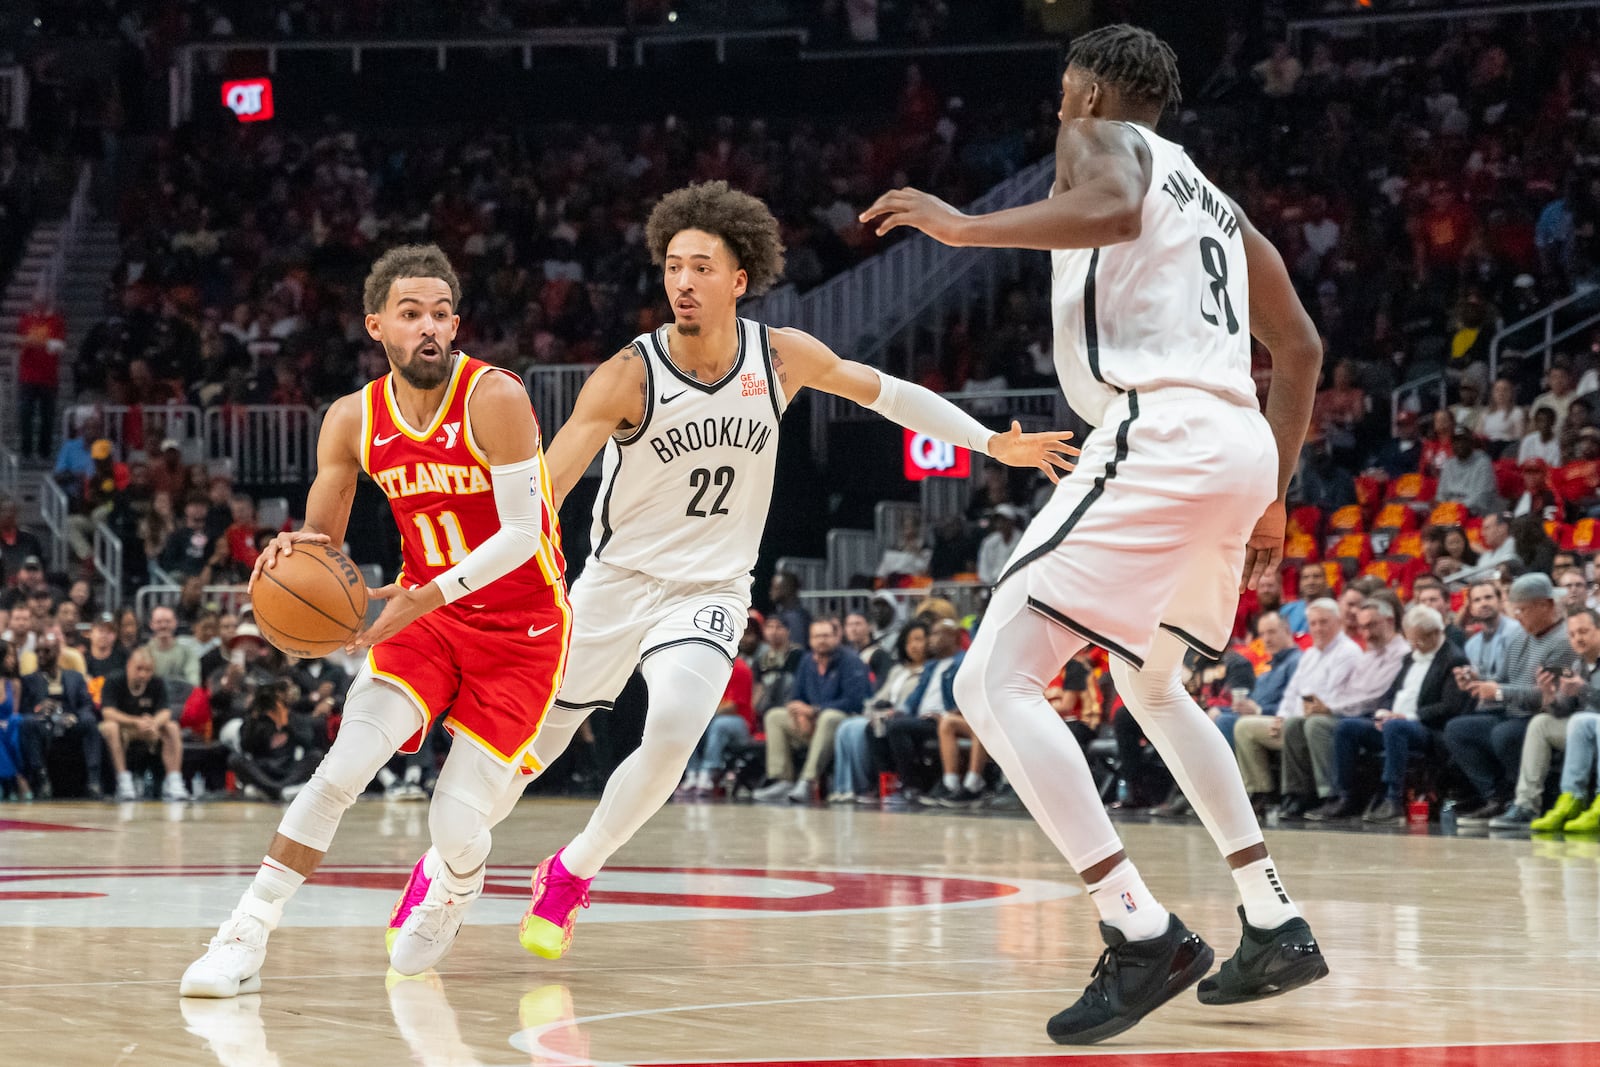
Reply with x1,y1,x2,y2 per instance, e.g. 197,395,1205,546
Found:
413,511,469,566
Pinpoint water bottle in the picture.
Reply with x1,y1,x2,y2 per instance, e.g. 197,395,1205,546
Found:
142,769,155,799
1116,778,1131,806
191,772,206,799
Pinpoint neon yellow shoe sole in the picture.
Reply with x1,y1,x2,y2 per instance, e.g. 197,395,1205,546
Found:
519,916,570,959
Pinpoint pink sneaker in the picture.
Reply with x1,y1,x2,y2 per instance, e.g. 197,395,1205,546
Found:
519,849,592,959
386,853,431,954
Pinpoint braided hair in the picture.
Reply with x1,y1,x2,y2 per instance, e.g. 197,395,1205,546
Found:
1066,23,1182,113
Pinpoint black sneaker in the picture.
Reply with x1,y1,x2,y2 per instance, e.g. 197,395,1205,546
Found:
1455,799,1505,826
1197,906,1329,1006
918,784,963,808
1046,914,1214,1045
936,787,985,809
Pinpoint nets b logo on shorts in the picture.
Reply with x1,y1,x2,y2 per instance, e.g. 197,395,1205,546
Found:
693,606,737,642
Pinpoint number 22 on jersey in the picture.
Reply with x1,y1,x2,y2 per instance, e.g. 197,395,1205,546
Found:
413,511,470,566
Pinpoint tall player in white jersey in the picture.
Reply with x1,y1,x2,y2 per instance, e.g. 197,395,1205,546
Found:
410,181,1076,962
863,25,1328,1046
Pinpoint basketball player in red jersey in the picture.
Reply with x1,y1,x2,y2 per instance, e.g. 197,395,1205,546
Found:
182,244,570,997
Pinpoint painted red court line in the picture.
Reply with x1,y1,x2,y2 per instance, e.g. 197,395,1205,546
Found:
648,1043,1600,1067
0,819,100,833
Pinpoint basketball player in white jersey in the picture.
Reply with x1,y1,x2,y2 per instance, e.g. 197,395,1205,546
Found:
390,181,1077,962
862,25,1327,1045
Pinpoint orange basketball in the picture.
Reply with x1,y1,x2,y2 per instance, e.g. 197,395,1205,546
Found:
249,543,370,658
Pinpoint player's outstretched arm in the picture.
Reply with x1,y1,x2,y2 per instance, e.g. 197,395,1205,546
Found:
768,327,1079,483
1236,201,1322,593
349,371,550,652
543,347,648,510
249,392,361,592
858,119,1151,251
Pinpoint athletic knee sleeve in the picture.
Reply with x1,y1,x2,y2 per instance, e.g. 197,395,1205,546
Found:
277,672,422,852
638,646,733,758
431,736,521,872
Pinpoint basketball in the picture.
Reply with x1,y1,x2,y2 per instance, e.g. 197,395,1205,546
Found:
249,543,370,658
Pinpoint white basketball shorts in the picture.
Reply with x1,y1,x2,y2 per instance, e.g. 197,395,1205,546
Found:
995,385,1278,669
552,558,750,713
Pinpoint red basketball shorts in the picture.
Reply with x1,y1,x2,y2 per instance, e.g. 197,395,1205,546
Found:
366,581,572,772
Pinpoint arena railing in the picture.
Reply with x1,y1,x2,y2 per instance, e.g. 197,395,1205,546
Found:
34,163,94,307
1288,0,1600,42
93,519,123,613
203,405,318,485
0,445,17,503
135,584,252,620
62,403,204,461
799,581,987,623
38,473,69,575
521,363,595,442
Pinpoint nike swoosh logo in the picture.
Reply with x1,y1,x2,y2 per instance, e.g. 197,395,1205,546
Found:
457,577,472,592
527,623,558,638
374,433,401,446
660,391,687,404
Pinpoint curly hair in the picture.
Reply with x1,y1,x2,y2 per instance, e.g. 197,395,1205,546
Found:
362,243,462,315
1067,23,1182,113
645,181,786,296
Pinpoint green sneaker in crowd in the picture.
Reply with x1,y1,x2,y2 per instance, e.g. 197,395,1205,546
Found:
1531,793,1583,833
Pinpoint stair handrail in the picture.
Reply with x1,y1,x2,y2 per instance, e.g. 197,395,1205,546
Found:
38,473,69,574
1488,286,1600,382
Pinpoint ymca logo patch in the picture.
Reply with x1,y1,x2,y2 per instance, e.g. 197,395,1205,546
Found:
693,605,738,642
740,373,768,398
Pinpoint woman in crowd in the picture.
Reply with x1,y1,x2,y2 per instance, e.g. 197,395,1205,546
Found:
831,620,930,803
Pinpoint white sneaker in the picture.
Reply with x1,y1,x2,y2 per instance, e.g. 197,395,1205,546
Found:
388,865,483,976
115,773,138,801
279,783,304,802
163,774,192,801
786,780,812,804
827,791,856,804
181,895,283,998
753,780,794,803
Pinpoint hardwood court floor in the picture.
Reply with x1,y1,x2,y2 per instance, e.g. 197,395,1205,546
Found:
1,798,1598,1066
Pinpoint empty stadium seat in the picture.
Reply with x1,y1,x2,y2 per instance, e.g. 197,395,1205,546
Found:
1387,473,1436,504
1428,502,1467,528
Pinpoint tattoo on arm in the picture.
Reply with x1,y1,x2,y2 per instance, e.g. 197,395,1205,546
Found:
771,348,788,385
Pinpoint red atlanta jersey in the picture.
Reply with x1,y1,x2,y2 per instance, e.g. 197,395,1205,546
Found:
358,352,564,611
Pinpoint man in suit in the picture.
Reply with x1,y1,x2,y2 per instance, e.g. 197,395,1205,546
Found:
17,631,102,798
1316,604,1471,823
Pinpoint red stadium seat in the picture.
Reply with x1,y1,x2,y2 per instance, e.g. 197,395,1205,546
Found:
1466,516,1485,553
1282,531,1321,566
1369,502,1416,555
1360,559,1395,585
1387,530,1423,561
1428,501,1467,528
1388,473,1436,503
1325,504,1364,552
1494,459,1524,502
1354,475,1384,510
1567,518,1600,554
1288,505,1323,540
1331,533,1372,569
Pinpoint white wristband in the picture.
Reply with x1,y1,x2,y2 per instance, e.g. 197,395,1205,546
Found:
864,370,993,456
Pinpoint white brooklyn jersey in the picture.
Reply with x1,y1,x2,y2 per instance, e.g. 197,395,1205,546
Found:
589,317,786,583
1051,123,1257,427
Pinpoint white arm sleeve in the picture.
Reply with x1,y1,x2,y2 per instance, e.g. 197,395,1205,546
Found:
433,455,546,605
863,369,994,456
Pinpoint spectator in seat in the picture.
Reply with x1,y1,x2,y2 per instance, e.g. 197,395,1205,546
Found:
1532,362,1579,435
1320,605,1472,823
1217,612,1301,748
977,504,1026,586
82,612,128,702
290,653,348,719
876,516,931,585
832,620,929,803
1337,586,1368,646
1236,599,1364,816
753,614,802,716
0,639,25,799
844,610,893,685
1411,577,1468,648
52,419,95,486
767,571,811,651
0,495,45,582
1518,406,1562,468
682,654,755,797
1512,459,1562,521
99,647,189,801
1509,513,1558,575
754,618,869,804
1420,409,1456,476
1450,572,1573,824
1281,562,1331,637
225,494,262,569
144,604,200,686
229,686,324,802
17,632,101,799
1367,409,1423,479
882,619,966,803
1436,427,1501,515
1556,567,1590,612
1481,378,1526,458
1296,600,1411,821
1498,607,1600,830
1047,652,1103,754
159,496,215,580
1477,511,1519,569
198,612,240,681
1440,527,1479,570
867,591,904,652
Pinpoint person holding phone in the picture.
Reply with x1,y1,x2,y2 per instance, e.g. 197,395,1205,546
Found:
1513,609,1600,831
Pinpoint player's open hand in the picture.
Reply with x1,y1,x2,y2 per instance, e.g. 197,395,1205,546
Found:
1240,500,1287,593
249,530,331,593
345,583,443,654
987,421,1079,483
859,187,969,245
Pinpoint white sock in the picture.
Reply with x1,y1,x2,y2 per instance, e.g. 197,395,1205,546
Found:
1086,860,1170,942
164,771,185,787
1232,857,1300,929
248,855,305,907
942,773,961,792
377,766,398,789
962,772,985,794
117,770,134,785
403,764,422,785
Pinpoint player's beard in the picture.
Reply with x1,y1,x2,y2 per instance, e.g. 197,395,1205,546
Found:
388,339,451,389
676,322,702,337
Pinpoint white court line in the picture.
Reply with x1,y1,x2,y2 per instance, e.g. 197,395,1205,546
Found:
510,989,1600,1067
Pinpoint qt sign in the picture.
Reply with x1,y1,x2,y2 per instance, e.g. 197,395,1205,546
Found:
903,429,970,481
222,78,275,122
